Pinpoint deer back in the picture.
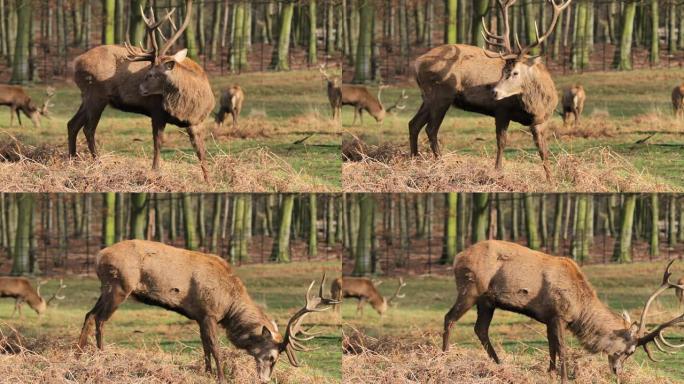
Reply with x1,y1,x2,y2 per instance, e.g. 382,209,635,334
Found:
340,85,384,117
0,277,44,308
341,277,384,307
0,85,36,111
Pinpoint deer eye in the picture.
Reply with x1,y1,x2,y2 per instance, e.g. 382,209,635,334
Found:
512,71,519,76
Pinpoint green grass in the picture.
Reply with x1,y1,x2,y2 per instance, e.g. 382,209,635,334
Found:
1,69,341,190
0,261,341,382
344,67,684,190
341,261,684,381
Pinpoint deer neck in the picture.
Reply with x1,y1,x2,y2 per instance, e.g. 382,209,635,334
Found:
520,64,558,121
24,290,46,312
367,290,385,310
221,297,276,350
567,296,631,355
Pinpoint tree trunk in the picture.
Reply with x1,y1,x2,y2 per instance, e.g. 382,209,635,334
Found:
308,0,317,64
471,193,489,243
471,0,488,47
649,193,659,257
272,1,295,70
10,0,31,84
129,193,148,240
523,193,540,249
353,0,374,82
272,194,294,262
353,194,373,275
181,193,198,250
103,0,115,44
184,1,198,59
615,1,637,70
440,193,458,264
103,192,116,246
11,194,32,276
613,194,637,262
308,193,317,257
650,0,659,65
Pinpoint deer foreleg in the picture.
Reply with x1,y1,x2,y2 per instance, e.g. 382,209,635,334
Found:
67,103,87,157
9,107,15,127
408,102,429,157
16,109,23,127
548,320,568,383
356,298,366,316
200,317,223,383
426,102,450,158
11,299,23,318
187,125,210,183
531,124,553,182
443,288,478,352
83,102,106,159
151,120,166,171
231,110,238,130
494,116,510,170
474,301,500,364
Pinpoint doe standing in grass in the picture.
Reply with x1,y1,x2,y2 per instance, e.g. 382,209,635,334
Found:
215,85,245,131
561,84,586,129
77,240,337,383
68,0,214,181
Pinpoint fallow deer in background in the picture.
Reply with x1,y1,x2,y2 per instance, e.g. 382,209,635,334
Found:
77,240,337,384
0,85,55,128
561,84,586,128
672,83,684,120
410,0,573,181
68,0,214,181
340,85,408,125
319,65,342,120
443,240,684,383
0,277,66,317
215,85,245,130
331,277,406,316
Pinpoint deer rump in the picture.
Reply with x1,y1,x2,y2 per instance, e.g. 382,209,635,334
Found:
73,45,214,128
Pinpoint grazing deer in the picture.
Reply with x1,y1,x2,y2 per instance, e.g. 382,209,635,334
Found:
68,1,214,181
214,85,245,131
676,277,684,307
561,84,586,129
672,83,684,120
341,85,408,125
77,240,336,384
319,65,342,120
410,0,572,181
0,277,66,317
443,240,684,383
330,277,406,316
0,85,55,128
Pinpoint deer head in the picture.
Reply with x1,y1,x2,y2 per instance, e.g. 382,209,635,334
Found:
377,277,407,315
378,86,409,116
35,279,67,315
249,273,338,383
319,64,340,87
125,1,193,97
608,261,684,376
482,0,572,100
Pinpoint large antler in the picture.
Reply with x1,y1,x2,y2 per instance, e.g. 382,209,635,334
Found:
159,0,193,57
387,277,407,305
636,260,684,361
319,64,331,81
125,0,193,62
280,273,339,367
39,87,55,117
46,279,67,305
384,90,409,113
519,0,573,57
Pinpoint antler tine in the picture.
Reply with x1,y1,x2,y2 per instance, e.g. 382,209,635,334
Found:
387,277,407,304
46,279,67,305
643,343,663,362
386,91,409,113
637,260,684,351
659,331,684,349
520,0,573,56
159,0,193,57
35,279,47,296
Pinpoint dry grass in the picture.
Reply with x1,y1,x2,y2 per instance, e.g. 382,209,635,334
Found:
0,324,330,384
342,330,675,384
342,138,672,192
0,138,331,192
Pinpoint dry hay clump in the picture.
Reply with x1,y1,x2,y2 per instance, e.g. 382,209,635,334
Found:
211,116,275,139
0,145,329,192
0,138,61,163
0,325,329,384
342,330,674,384
550,116,617,139
342,137,403,162
342,142,671,192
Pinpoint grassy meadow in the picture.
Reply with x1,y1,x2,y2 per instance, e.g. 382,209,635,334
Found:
341,261,684,383
342,68,684,192
0,69,341,192
0,261,341,383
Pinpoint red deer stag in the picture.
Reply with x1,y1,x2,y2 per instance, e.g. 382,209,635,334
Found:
443,240,684,383
214,85,245,130
68,1,214,181
0,85,55,128
410,0,572,181
672,83,684,120
319,65,342,120
0,277,66,317
340,84,408,125
77,240,337,383
331,277,406,316
561,84,586,128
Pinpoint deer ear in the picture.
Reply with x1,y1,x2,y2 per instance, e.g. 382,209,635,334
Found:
261,326,273,339
530,56,543,66
622,310,632,325
173,49,188,63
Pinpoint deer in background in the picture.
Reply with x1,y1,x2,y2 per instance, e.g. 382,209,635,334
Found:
77,240,337,384
215,85,245,131
68,0,214,181
672,83,684,120
410,0,572,181
676,277,684,307
341,85,408,125
319,65,342,120
0,85,55,128
443,240,684,383
0,277,66,317
331,277,406,316
561,84,586,128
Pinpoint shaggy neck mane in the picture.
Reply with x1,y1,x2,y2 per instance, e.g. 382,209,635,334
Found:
568,295,626,354
520,63,558,120
221,296,273,350
162,62,214,125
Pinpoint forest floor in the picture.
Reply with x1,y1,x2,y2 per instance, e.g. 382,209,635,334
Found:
0,261,341,383
342,68,684,192
0,69,341,192
341,261,684,383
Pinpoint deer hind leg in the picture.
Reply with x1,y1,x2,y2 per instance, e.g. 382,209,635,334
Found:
151,119,167,171
356,298,366,316
443,286,478,352
90,284,128,350
548,320,568,383
474,300,500,364
426,101,450,158
231,110,238,130
199,317,223,382
67,103,87,157
16,109,23,127
494,116,510,170
78,295,104,350
530,124,553,181
187,125,210,183
83,102,106,159
11,298,23,318
408,102,429,156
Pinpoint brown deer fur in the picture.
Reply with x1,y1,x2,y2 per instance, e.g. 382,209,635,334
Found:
0,277,47,316
672,83,684,120
443,240,684,383
77,240,331,383
677,277,684,307
68,2,214,181
331,277,387,315
561,85,586,128
215,85,245,130
341,85,386,124
0,85,52,128
327,78,342,120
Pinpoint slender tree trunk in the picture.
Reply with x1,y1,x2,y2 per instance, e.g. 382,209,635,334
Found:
353,0,374,82
523,194,540,250
353,194,373,275
272,194,294,262
183,1,198,59
103,192,116,246
649,193,659,257
182,193,198,250
11,194,32,275
10,0,31,84
615,1,637,70
271,1,295,70
129,193,148,240
471,0,488,47
471,193,489,243
650,0,659,65
308,0,317,64
308,194,317,257
613,194,637,262
440,193,458,264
